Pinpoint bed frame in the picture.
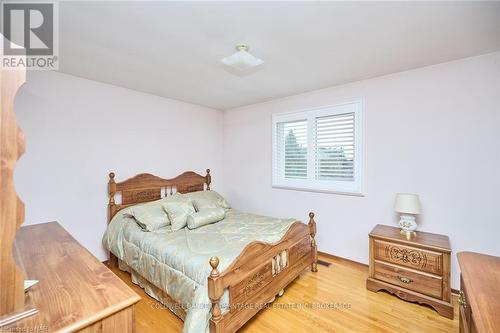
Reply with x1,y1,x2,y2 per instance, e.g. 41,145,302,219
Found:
107,169,318,333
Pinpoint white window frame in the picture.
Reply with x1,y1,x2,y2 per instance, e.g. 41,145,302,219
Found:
272,100,365,196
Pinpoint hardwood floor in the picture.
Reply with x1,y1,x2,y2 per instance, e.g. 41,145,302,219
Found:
110,254,459,332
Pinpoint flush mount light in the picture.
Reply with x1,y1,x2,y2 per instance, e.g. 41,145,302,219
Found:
221,44,264,71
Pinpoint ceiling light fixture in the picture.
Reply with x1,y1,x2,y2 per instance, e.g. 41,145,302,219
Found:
221,43,263,71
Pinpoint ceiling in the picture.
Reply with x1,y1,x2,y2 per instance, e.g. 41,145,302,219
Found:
59,1,500,110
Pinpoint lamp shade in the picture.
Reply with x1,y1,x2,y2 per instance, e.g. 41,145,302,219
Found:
394,193,421,214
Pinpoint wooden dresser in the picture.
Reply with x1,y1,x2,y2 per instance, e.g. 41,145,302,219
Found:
457,252,500,333
366,224,453,319
4,222,140,332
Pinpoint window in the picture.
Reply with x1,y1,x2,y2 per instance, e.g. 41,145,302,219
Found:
272,101,364,195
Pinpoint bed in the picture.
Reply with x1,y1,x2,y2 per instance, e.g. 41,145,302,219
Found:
103,169,318,333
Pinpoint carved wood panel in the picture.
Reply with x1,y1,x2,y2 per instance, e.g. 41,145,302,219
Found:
122,188,161,205
221,252,313,333
288,237,311,265
176,184,204,194
229,262,273,307
373,239,443,275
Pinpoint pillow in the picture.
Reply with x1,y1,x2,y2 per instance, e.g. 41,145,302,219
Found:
182,190,231,211
126,205,170,232
123,193,185,231
162,201,196,231
193,198,219,211
186,207,225,229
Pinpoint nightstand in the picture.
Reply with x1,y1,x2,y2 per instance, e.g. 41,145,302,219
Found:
366,224,453,319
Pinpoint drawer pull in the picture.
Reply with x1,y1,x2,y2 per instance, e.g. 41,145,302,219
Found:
458,291,467,308
398,276,413,284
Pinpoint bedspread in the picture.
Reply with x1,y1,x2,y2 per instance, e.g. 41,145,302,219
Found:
103,208,296,333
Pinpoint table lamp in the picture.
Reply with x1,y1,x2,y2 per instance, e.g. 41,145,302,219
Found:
394,193,421,235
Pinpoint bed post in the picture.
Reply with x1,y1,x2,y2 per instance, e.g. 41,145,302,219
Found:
208,256,222,333
308,212,318,272
206,168,211,190
107,172,118,268
108,172,116,222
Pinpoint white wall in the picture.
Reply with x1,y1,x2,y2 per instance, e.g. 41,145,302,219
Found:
14,71,224,261
13,52,500,289
223,52,500,289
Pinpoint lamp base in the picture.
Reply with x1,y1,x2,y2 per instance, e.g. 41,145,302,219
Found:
399,214,417,233
400,229,417,239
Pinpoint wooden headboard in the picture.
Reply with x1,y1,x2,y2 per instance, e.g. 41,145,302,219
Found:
107,169,211,222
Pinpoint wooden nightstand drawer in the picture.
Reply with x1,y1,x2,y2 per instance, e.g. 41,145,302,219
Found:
373,239,443,275
374,261,442,298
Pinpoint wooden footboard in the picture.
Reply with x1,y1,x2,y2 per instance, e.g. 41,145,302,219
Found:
208,212,318,333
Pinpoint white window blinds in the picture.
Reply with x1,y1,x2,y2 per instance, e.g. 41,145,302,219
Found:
276,120,308,179
272,101,363,195
314,112,355,181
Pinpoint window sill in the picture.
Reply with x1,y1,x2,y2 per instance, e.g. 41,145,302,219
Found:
272,185,365,197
